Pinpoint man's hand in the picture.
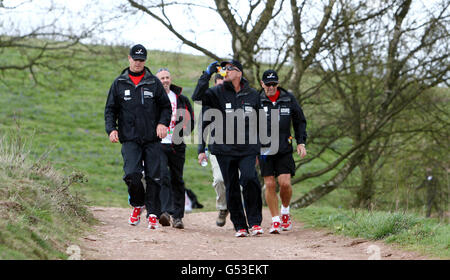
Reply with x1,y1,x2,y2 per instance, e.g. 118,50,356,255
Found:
297,144,307,159
109,130,119,143
198,153,208,166
156,124,168,139
206,61,219,75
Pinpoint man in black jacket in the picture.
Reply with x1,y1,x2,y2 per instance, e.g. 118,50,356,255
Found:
156,67,194,229
192,60,263,237
104,44,172,229
196,70,229,227
258,69,307,234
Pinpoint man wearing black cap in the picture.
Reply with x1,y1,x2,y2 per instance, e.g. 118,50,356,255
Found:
259,69,307,234
194,67,229,227
192,59,264,237
105,44,172,230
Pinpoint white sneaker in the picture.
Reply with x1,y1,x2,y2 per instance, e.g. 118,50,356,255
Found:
269,221,282,234
148,214,159,229
128,206,144,226
235,229,249,237
281,214,293,231
250,225,264,236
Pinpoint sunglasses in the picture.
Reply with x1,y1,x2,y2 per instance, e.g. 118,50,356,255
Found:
264,82,279,87
224,65,240,72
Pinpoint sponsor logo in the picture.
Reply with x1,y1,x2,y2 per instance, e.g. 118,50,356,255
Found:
280,108,290,115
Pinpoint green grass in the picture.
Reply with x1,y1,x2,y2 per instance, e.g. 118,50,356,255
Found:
292,206,450,259
0,133,94,259
1,42,448,259
0,45,216,209
0,43,333,209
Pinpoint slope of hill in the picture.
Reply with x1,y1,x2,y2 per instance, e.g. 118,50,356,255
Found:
1,44,447,259
0,45,219,209
0,134,93,259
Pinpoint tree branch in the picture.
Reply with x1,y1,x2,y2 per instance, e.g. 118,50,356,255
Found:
128,0,222,61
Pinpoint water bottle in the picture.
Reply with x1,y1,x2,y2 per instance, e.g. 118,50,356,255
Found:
201,148,209,167
217,66,226,77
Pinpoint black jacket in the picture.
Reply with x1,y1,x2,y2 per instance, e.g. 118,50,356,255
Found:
166,83,195,147
259,87,307,155
104,67,172,144
193,72,213,154
192,76,261,157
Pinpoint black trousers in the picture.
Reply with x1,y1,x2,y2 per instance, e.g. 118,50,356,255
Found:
160,144,186,219
216,154,262,231
121,141,162,218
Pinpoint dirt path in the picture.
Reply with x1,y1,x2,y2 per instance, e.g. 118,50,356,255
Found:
79,207,429,260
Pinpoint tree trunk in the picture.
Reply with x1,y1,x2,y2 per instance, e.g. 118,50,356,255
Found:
215,0,278,87
354,158,375,209
291,151,364,209
288,0,336,94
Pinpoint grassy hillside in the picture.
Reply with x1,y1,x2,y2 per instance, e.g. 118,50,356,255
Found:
0,45,220,209
0,44,333,210
0,133,93,259
0,43,447,259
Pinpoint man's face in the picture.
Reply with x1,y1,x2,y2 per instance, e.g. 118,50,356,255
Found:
261,81,279,96
224,63,242,83
156,70,172,93
128,55,146,73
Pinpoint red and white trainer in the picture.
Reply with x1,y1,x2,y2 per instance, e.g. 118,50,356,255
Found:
250,225,264,236
269,221,282,234
148,214,159,229
128,206,144,226
281,214,293,231
235,229,249,237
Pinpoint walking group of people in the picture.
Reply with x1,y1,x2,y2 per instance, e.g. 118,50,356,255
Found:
104,44,307,237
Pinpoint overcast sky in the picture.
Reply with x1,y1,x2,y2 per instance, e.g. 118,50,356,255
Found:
1,0,443,59
2,0,234,57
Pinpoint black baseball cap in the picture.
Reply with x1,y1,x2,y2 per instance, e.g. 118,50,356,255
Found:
130,44,147,60
262,69,279,84
220,59,243,73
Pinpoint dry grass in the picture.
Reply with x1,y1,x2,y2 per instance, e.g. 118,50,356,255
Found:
0,132,93,259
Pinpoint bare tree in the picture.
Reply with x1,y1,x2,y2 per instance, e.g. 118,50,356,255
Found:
123,0,449,210
291,0,449,209
287,0,336,94
0,0,116,86
126,0,285,86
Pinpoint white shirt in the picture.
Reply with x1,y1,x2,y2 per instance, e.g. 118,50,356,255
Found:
161,91,177,144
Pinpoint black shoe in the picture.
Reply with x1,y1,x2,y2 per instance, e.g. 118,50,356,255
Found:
159,212,171,226
172,218,184,229
216,210,228,227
